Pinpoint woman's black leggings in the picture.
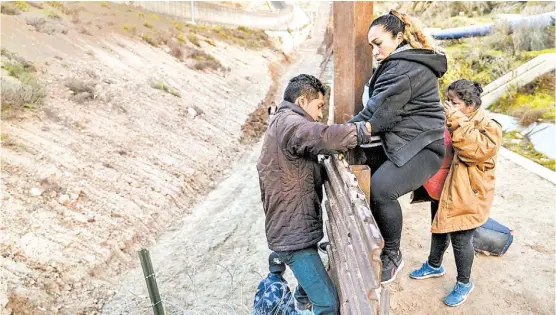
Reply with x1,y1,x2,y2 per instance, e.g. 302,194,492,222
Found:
428,201,476,284
368,140,444,253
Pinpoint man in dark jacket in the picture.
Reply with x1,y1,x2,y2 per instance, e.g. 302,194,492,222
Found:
257,74,404,314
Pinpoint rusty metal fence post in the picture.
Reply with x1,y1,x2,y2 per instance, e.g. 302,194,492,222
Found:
322,155,389,315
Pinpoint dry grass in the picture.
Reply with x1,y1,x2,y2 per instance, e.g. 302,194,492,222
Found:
382,1,554,29
188,33,200,47
143,21,153,29
484,4,555,57
1,2,21,15
188,49,224,71
173,21,184,32
170,46,183,60
71,10,80,23
516,108,548,126
25,15,68,35
141,34,158,46
45,1,65,11
439,34,554,94
503,131,555,170
150,80,181,97
158,31,172,45
1,48,36,73
123,24,137,35
46,9,61,20
79,26,93,36
65,79,95,94
1,51,45,112
28,2,44,9
65,79,95,103
490,72,555,125
25,15,46,29
177,33,186,44
1,79,45,111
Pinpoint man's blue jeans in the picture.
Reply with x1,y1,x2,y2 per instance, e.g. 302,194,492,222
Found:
276,246,339,315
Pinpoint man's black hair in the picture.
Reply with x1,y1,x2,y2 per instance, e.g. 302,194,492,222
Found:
283,74,326,103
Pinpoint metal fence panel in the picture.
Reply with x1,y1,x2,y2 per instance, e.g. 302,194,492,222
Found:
322,155,389,315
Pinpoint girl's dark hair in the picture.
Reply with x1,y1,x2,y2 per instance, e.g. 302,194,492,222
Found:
369,10,436,51
447,79,484,108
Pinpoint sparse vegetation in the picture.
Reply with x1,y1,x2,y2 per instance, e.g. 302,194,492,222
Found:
28,2,44,9
490,72,555,126
1,48,36,72
25,15,68,35
189,49,224,71
1,51,45,112
143,21,153,29
158,31,171,45
142,34,157,46
503,131,555,170
45,1,65,11
65,79,95,95
410,1,556,166
187,24,272,50
188,33,200,47
173,21,184,32
71,10,80,23
177,33,186,44
123,24,137,35
79,26,92,36
14,1,29,11
46,9,61,20
170,46,183,60
0,133,13,146
150,80,181,97
148,13,160,21
65,78,95,103
101,1,111,9
1,2,22,15
25,16,46,29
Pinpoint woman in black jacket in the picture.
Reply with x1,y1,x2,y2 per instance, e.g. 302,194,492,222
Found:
349,10,448,284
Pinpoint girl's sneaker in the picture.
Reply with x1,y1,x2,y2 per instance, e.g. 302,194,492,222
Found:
409,261,445,279
444,281,475,307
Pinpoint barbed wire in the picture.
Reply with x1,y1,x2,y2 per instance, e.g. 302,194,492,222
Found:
103,259,299,315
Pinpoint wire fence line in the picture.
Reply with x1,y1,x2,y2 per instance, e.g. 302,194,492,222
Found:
119,1,294,30
102,257,295,315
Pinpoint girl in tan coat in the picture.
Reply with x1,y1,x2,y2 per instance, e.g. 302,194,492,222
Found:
409,79,503,307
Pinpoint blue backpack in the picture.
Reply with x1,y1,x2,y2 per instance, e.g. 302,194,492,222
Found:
473,218,514,256
253,273,300,315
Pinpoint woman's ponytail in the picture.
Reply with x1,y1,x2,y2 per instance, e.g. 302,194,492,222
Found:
389,10,437,52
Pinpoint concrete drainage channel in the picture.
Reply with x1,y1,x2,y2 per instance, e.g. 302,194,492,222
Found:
480,53,556,183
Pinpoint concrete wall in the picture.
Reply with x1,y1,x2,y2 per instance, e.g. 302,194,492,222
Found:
128,1,294,30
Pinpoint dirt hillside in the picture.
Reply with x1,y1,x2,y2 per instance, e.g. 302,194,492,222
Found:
0,2,284,314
